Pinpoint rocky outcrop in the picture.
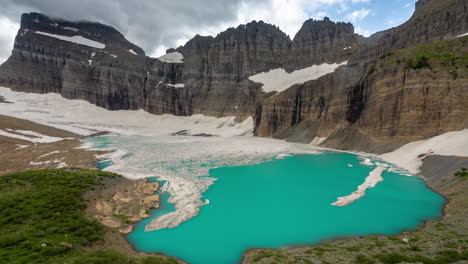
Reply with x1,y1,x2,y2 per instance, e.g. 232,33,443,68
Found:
0,0,467,153
85,177,160,234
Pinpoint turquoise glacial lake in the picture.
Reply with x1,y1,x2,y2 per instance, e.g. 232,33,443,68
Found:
86,136,444,264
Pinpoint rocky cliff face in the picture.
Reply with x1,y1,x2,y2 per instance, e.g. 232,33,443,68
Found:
288,17,358,70
254,0,468,153
0,0,467,153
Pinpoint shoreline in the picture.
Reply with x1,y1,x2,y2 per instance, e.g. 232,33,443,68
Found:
241,154,467,264
83,131,452,232
1,101,465,262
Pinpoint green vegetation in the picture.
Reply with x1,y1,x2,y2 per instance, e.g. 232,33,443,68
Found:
377,36,468,78
402,37,467,70
374,250,468,264
251,249,288,262
355,254,375,264
114,214,132,224
403,55,431,69
0,169,178,264
455,168,467,180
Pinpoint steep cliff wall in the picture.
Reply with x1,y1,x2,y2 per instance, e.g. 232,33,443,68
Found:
0,0,467,154
254,0,468,152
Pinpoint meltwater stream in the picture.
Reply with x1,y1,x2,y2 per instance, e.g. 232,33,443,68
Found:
86,135,444,264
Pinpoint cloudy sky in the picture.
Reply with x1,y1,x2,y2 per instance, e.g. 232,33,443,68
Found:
0,0,416,63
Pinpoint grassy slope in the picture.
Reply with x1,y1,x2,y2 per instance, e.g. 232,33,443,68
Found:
381,35,468,75
0,169,179,264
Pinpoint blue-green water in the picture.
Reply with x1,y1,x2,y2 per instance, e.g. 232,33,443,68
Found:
125,153,444,264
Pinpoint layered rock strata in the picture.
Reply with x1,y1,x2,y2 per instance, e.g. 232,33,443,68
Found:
0,0,467,153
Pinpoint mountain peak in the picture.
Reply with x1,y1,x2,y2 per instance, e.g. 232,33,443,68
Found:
19,12,145,56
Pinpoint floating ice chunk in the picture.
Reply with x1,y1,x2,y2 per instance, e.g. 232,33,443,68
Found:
332,167,385,206
275,153,293,159
35,31,105,49
347,164,353,167
359,157,374,166
248,61,347,93
157,52,184,63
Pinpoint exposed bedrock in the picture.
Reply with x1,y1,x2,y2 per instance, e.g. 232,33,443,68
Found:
0,0,467,153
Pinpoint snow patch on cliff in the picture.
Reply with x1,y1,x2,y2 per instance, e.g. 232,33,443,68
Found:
62,26,79,32
35,31,105,49
248,61,347,93
455,32,468,38
157,52,184,63
332,167,385,206
166,83,185,88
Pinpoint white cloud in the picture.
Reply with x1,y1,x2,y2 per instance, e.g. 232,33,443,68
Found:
313,11,329,20
345,8,371,21
0,17,19,64
235,0,364,40
0,0,381,59
355,25,373,37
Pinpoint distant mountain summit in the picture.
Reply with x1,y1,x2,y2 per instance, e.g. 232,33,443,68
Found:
0,0,467,154
21,12,145,55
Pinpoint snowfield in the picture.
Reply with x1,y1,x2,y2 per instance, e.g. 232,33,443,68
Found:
248,61,347,93
35,31,106,49
0,128,65,143
0,87,252,137
380,129,468,174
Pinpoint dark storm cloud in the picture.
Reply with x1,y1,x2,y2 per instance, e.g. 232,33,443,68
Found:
1,0,269,55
